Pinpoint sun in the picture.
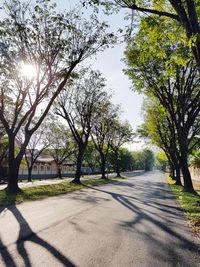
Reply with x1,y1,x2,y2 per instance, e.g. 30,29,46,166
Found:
20,62,37,79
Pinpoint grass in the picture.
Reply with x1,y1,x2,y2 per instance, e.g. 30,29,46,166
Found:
0,176,126,207
166,175,200,237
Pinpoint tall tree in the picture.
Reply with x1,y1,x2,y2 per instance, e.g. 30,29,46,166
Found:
56,69,108,184
0,137,9,180
141,149,155,171
91,101,117,179
110,120,133,177
83,140,100,174
140,99,181,185
125,16,200,191
155,150,168,172
108,147,135,172
0,0,114,192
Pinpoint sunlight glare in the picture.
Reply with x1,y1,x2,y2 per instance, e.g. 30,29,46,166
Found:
20,62,37,79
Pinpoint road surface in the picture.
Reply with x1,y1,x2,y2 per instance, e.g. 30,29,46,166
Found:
0,171,199,267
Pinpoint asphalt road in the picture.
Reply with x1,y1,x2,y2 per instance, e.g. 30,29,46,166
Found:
0,171,199,267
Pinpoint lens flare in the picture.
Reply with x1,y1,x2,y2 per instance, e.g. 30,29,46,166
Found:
20,62,37,79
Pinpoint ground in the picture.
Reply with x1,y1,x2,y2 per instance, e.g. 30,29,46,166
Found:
0,171,199,267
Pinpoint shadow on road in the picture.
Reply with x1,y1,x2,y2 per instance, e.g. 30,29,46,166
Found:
0,205,75,267
0,174,199,267
83,179,200,267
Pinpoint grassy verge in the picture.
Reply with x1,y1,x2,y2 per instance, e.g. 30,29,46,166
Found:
0,176,126,207
166,175,200,237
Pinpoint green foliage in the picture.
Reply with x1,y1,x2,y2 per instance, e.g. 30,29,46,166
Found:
141,148,154,171
119,148,135,171
0,182,82,206
142,99,167,146
124,11,200,182
155,150,168,171
83,140,100,171
110,120,133,150
124,14,191,95
0,175,128,206
131,148,154,171
189,150,200,168
87,0,200,71
108,147,135,171
167,175,200,234
0,137,9,167
136,124,149,138
131,150,145,170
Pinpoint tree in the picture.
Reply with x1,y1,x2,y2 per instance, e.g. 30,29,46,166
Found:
24,121,50,182
88,0,200,70
110,120,133,177
47,122,75,179
131,151,144,170
0,137,9,180
141,149,154,171
56,69,108,184
141,99,182,185
91,101,118,179
83,140,100,173
155,150,168,172
108,147,135,172
131,149,154,170
189,149,200,168
0,0,114,192
124,16,200,192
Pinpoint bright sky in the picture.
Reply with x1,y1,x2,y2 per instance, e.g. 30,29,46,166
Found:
89,43,144,131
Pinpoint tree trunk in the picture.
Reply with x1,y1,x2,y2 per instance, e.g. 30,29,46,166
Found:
116,160,121,177
169,163,175,180
71,147,84,184
90,166,94,174
178,132,195,192
0,165,4,180
57,165,62,179
115,149,121,177
100,154,107,179
175,163,182,186
181,154,194,192
7,136,20,193
27,166,32,182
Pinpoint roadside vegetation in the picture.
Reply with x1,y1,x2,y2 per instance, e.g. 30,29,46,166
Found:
0,175,129,207
167,175,200,237
0,145,154,207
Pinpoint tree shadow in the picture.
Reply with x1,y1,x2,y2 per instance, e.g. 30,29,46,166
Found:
0,237,17,267
84,184,200,266
0,205,76,267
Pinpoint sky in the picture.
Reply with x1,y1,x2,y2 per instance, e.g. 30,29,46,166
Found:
89,43,144,131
